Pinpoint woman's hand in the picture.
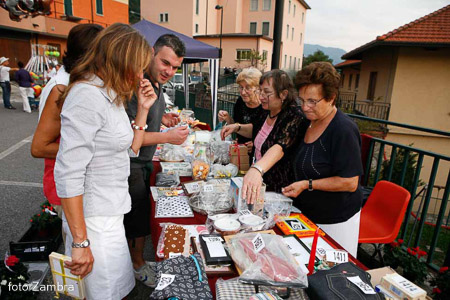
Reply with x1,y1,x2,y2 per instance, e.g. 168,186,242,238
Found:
218,110,231,123
282,180,308,198
220,123,238,140
242,167,263,205
137,78,157,111
65,247,94,278
244,141,254,153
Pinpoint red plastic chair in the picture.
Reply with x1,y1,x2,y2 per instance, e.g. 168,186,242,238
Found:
358,180,411,264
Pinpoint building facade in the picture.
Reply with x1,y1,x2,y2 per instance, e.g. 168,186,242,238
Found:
141,0,309,72
0,0,129,68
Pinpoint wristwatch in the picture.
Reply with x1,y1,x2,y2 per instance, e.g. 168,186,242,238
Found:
308,179,313,191
251,164,264,176
72,239,90,248
235,122,241,132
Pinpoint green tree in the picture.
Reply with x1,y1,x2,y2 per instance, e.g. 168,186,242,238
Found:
129,0,141,24
302,50,333,68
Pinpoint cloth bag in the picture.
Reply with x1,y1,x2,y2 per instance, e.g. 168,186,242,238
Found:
306,262,385,300
150,253,213,300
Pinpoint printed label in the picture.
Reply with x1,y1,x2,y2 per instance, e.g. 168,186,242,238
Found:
347,276,376,294
326,250,348,263
252,233,265,253
155,274,176,290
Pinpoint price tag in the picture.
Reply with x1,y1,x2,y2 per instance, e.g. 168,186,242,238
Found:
168,252,182,258
347,276,376,294
326,250,348,263
390,274,423,296
155,274,176,290
202,236,224,243
316,247,327,258
239,209,252,216
203,185,214,192
252,233,265,253
186,182,200,194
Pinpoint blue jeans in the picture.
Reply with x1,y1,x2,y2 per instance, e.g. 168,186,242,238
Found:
0,81,12,108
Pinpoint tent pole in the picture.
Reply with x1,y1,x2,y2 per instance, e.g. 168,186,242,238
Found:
182,64,189,109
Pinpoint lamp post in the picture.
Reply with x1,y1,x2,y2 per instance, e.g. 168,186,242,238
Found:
215,5,223,74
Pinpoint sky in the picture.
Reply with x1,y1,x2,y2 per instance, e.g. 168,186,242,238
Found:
304,0,449,52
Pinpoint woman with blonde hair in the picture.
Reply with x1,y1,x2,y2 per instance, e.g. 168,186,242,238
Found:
54,23,156,299
218,67,264,151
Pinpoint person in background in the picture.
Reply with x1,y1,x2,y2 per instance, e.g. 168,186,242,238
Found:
217,67,264,154
221,70,309,203
31,24,103,218
54,23,156,299
0,56,18,109
14,61,33,113
282,62,363,257
124,34,189,288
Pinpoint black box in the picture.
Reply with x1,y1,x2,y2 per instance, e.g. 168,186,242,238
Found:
10,223,62,261
199,234,232,266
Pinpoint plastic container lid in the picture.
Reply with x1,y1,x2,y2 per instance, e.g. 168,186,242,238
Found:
239,214,264,226
214,218,241,232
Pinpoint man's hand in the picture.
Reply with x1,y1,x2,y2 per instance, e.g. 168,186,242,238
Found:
162,113,180,128
65,247,94,279
167,126,189,145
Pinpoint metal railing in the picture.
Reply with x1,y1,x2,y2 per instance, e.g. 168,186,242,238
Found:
353,113,450,271
337,93,391,120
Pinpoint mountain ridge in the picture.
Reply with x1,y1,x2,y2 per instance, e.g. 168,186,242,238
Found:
304,44,347,65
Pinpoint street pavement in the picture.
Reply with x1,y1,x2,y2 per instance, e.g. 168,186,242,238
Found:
1,84,154,299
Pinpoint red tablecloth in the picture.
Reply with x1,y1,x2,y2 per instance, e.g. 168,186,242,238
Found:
149,161,367,297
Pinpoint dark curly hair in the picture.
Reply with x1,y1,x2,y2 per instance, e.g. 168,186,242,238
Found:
295,62,340,105
62,24,103,73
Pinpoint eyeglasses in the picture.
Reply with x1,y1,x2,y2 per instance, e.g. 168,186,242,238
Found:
299,97,325,108
255,89,274,98
238,86,257,92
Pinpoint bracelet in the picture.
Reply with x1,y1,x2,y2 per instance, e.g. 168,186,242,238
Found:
235,122,241,132
251,164,264,176
131,120,148,131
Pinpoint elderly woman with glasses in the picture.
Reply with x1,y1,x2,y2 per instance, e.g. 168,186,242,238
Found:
221,69,309,203
282,62,363,257
217,67,264,151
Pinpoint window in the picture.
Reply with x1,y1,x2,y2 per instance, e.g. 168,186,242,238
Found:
288,0,291,13
294,57,296,70
159,13,163,22
195,24,199,33
96,0,103,15
284,55,287,68
160,13,168,22
293,5,296,17
196,0,199,15
292,27,294,40
262,50,268,61
250,0,258,11
367,72,378,100
236,49,252,60
263,0,271,11
300,33,303,44
262,22,270,36
348,74,353,90
64,0,72,16
165,13,169,22
298,59,301,69
302,12,304,23
250,22,257,34
286,25,289,38
340,74,345,88
355,74,360,90
289,56,292,69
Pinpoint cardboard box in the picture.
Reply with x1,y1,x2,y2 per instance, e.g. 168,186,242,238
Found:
230,155,250,166
229,144,248,156
380,273,427,300
367,266,396,287
229,177,265,216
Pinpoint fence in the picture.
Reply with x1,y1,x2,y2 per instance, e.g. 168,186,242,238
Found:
337,93,391,120
353,114,450,271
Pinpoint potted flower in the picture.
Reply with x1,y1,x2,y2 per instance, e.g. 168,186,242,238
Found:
430,266,449,300
383,239,428,285
29,202,61,236
0,253,37,299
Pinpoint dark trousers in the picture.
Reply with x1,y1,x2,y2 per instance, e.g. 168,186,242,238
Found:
0,81,12,108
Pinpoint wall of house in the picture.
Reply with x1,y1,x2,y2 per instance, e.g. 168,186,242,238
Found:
357,47,398,103
338,66,360,94
242,0,275,37
141,0,194,36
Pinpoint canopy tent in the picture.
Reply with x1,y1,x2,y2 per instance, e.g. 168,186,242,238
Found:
133,20,221,128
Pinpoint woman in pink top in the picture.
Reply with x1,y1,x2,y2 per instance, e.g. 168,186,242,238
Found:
31,24,103,216
222,70,309,204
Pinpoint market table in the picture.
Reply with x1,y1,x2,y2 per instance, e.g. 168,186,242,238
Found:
148,161,367,297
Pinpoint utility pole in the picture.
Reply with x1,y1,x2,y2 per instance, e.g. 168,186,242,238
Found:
271,0,284,69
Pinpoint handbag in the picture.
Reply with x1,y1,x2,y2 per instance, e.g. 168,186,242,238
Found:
306,262,385,300
150,253,213,300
